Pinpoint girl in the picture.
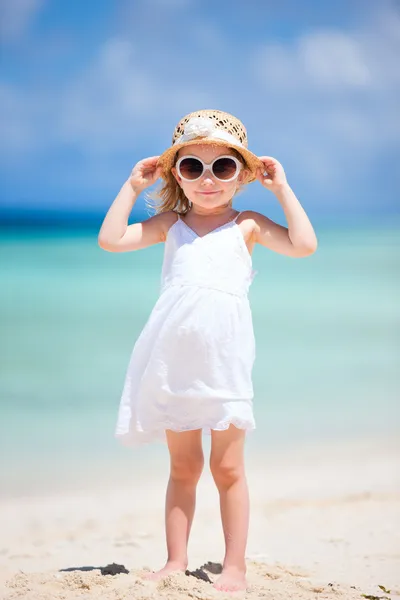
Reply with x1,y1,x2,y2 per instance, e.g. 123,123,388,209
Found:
98,109,317,593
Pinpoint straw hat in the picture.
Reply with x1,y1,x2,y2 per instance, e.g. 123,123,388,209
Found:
158,109,263,183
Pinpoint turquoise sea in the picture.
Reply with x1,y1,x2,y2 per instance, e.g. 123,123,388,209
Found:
1,224,399,498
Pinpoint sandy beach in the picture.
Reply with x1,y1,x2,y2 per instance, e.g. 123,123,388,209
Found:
1,434,399,600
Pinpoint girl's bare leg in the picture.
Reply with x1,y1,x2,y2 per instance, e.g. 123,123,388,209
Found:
145,428,204,580
210,424,249,592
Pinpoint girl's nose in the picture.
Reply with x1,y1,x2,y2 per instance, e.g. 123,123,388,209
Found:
200,169,216,185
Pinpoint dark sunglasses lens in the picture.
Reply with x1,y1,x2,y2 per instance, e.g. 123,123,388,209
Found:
179,158,203,180
212,158,238,180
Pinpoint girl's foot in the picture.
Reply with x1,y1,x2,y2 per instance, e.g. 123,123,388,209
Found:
213,566,247,592
143,560,187,581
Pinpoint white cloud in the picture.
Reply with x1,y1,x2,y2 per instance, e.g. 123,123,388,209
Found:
56,37,214,158
299,32,372,88
255,7,400,93
0,84,33,152
0,0,44,42
58,39,157,154
0,34,214,176
252,4,400,187
0,1,398,210
0,82,54,158
141,0,193,6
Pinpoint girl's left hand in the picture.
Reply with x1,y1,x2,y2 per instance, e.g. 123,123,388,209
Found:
256,156,288,193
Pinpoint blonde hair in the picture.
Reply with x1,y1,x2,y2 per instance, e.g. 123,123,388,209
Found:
146,148,248,216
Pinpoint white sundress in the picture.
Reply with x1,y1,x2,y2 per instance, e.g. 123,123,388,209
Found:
115,211,257,446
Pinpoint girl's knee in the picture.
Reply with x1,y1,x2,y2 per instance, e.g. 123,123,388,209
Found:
209,425,247,489
166,428,204,484
170,454,204,484
209,460,245,489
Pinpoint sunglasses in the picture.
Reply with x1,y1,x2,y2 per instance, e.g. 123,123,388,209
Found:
175,155,243,182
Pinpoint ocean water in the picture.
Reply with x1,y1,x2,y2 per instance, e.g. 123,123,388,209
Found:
0,225,399,497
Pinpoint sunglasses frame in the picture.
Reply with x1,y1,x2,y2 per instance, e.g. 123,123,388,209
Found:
175,154,243,183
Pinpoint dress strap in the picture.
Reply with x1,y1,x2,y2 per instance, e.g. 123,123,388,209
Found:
233,211,243,222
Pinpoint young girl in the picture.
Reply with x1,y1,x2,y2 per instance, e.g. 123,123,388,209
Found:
98,109,317,593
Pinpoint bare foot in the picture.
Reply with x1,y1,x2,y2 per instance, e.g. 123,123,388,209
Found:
213,566,247,592
142,561,187,581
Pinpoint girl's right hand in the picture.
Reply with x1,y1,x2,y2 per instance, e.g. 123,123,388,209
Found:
129,156,163,193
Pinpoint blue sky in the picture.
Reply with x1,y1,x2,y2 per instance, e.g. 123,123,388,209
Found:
0,0,399,222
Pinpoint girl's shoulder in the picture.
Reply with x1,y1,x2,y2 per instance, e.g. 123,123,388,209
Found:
236,210,285,249
158,210,180,241
237,210,280,231
236,210,263,224
235,210,261,239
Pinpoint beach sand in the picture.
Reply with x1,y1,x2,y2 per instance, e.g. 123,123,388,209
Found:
1,435,399,600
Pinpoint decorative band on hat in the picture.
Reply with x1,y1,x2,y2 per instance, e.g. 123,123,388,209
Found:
173,116,244,148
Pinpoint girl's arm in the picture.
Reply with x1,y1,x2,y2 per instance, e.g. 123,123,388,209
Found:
250,157,318,258
98,157,169,252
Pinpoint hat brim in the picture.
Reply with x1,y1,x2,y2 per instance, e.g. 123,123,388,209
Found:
157,138,263,183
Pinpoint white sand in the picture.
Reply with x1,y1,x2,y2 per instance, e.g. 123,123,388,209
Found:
1,435,399,599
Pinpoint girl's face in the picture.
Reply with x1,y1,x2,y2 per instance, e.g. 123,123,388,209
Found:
171,144,248,210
